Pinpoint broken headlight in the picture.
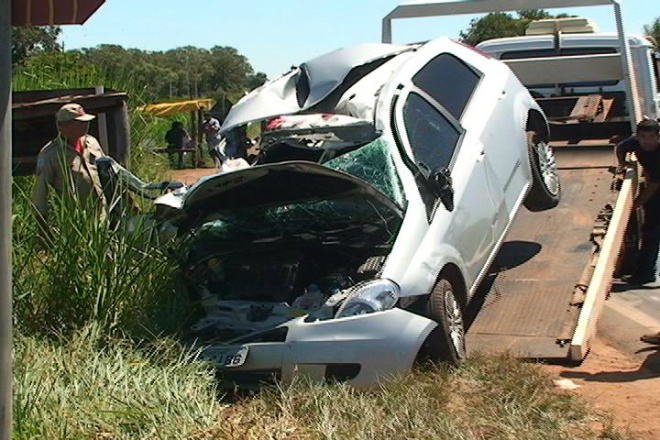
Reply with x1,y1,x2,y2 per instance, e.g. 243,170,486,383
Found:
335,279,399,319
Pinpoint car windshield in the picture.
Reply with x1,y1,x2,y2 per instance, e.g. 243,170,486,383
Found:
187,136,405,245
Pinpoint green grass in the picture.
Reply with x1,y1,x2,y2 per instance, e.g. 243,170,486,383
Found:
13,327,222,440
13,333,622,440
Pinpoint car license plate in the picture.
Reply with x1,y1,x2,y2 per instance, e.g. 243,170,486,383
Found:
208,346,249,368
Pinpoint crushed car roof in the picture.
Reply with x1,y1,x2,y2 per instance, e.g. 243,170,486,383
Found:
220,43,412,133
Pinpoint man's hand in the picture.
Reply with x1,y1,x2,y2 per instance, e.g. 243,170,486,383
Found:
616,162,634,174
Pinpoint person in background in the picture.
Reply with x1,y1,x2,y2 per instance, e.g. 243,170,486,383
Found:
616,119,660,286
164,121,191,168
202,112,225,168
32,103,107,229
616,119,660,346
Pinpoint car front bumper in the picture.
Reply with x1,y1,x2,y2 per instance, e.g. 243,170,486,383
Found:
204,307,438,388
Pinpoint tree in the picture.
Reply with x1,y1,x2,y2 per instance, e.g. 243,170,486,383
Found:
11,26,62,66
460,9,553,46
644,17,660,49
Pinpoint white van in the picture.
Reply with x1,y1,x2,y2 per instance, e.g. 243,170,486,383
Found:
477,26,660,140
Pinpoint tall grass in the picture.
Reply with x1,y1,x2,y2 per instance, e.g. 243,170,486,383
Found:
13,327,221,440
12,177,193,338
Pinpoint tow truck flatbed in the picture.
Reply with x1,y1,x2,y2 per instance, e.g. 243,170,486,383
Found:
466,147,617,358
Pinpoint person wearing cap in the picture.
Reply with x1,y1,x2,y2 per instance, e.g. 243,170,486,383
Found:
32,103,108,227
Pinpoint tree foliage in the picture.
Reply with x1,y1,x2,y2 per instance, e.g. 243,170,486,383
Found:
460,9,559,46
13,42,268,104
644,17,660,49
11,26,62,66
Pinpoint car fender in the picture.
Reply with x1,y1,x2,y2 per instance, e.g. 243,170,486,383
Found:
280,309,438,389
391,238,471,300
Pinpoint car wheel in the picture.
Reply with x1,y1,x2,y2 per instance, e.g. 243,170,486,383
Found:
523,131,561,212
423,276,466,366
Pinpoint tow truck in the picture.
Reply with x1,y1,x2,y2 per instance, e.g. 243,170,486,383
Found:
383,0,659,361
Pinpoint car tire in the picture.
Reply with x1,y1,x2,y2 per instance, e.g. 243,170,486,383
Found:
423,276,466,366
524,131,561,212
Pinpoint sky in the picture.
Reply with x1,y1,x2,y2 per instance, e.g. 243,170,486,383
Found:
59,0,658,79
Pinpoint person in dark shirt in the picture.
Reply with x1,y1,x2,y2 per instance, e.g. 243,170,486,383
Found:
616,119,660,286
165,121,191,168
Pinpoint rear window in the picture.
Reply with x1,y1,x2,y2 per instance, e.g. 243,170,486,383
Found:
412,53,480,120
500,47,617,60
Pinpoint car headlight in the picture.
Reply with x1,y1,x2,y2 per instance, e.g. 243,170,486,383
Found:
335,279,400,319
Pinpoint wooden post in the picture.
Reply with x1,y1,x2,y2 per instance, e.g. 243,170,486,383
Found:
115,99,131,167
0,0,13,437
94,86,109,154
570,167,637,360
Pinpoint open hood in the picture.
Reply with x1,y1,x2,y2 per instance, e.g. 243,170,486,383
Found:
180,161,403,222
220,43,411,133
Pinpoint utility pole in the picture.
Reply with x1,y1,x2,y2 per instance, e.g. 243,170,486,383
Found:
0,0,13,437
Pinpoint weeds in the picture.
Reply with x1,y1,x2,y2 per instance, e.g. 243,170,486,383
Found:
13,327,221,440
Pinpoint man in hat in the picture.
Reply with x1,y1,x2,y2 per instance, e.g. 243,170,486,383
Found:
32,103,108,227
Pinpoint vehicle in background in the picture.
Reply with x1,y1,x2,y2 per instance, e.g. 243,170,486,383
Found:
477,18,660,145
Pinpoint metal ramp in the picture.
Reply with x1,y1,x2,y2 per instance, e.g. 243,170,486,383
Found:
466,148,618,359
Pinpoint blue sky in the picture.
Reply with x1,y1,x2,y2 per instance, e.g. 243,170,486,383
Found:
60,0,658,78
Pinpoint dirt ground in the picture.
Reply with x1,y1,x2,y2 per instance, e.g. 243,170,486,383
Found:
169,167,220,186
169,167,659,439
542,339,659,439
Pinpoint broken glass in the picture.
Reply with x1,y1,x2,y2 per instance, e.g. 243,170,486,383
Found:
325,136,406,207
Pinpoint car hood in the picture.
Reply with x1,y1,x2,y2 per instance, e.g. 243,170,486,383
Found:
220,43,411,133
179,161,403,223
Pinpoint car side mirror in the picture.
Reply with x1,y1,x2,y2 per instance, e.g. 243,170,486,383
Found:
431,168,454,212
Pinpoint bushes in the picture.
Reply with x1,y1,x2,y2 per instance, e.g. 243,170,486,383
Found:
12,177,192,338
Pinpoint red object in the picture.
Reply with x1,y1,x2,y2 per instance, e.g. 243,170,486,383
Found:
11,0,105,26
73,138,83,155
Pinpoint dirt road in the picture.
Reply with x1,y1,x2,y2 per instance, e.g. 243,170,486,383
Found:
542,339,659,439
169,167,219,186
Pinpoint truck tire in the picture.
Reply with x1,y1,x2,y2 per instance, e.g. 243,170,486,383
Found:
524,131,561,212
423,276,466,366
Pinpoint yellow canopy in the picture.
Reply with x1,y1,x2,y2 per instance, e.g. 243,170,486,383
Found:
137,98,215,117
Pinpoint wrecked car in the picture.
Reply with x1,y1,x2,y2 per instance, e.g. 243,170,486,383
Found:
158,38,561,388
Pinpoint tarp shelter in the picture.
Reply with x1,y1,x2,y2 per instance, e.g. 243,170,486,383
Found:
138,98,216,165
137,98,214,117
1,2,107,438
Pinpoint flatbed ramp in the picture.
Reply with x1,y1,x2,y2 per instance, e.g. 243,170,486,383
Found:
466,148,619,359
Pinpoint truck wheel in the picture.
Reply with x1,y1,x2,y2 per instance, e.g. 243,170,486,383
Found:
423,276,466,366
524,131,560,212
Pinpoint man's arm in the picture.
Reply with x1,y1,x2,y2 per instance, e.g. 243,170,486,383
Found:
635,181,660,209
615,141,632,173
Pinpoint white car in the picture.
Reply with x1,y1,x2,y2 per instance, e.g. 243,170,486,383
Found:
162,37,560,388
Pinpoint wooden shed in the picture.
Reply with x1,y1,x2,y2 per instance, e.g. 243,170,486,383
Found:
12,87,130,176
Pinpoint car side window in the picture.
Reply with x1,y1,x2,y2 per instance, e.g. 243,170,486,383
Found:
402,92,460,176
412,53,480,120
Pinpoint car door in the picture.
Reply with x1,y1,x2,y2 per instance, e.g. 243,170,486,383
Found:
392,51,499,286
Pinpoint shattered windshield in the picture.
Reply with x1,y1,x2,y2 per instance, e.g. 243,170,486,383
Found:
324,136,405,207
